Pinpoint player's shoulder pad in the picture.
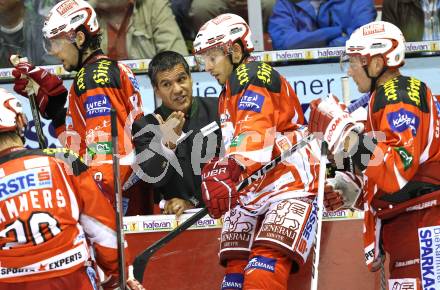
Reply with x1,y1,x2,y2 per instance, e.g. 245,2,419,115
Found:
73,59,121,96
373,76,429,113
230,61,281,96
42,148,88,176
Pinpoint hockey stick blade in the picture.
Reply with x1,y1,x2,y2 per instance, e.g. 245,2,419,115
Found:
132,133,315,283
133,207,208,282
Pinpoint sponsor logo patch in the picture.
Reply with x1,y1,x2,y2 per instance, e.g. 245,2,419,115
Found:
394,147,413,171
388,278,417,290
87,141,113,158
221,208,254,250
221,273,243,290
56,0,78,15
65,115,73,130
418,226,440,289
93,60,112,85
129,76,140,91
84,95,111,118
435,99,440,117
235,64,249,85
387,108,419,136
0,167,52,201
362,23,385,36
244,256,276,273
238,90,265,113
230,134,245,148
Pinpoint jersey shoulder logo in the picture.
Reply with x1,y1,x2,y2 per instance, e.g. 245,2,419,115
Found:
230,62,281,95
73,59,121,96
373,76,429,113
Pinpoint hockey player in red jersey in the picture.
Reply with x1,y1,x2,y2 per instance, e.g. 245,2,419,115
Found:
308,21,440,289
0,89,144,290
10,0,150,215
193,14,322,290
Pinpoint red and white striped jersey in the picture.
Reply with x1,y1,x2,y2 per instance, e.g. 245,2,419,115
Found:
219,61,321,214
0,148,121,282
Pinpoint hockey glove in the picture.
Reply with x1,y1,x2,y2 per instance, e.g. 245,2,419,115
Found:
11,56,67,119
308,94,364,154
324,171,363,211
101,275,145,290
201,157,243,219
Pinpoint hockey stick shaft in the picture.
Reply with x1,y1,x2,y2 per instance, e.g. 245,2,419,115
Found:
29,93,47,149
341,76,350,106
111,109,127,290
310,141,328,290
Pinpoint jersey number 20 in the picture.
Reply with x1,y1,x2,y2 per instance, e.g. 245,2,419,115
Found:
0,212,62,250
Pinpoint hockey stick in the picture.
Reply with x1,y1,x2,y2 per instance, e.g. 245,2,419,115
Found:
341,76,351,106
132,133,316,282
310,141,328,290
111,109,127,290
132,93,371,283
310,77,352,290
10,55,46,149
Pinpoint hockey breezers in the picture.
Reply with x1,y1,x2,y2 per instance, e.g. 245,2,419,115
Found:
132,93,371,282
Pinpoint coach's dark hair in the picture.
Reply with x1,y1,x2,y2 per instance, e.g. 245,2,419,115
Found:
148,51,190,87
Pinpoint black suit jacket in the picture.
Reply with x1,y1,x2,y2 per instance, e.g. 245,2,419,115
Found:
132,97,222,206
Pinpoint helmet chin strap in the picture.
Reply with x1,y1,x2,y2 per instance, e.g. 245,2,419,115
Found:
73,29,92,72
74,43,86,72
363,64,387,92
229,41,248,69
230,54,247,70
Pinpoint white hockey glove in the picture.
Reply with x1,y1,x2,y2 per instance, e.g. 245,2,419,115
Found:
324,171,363,211
308,94,364,155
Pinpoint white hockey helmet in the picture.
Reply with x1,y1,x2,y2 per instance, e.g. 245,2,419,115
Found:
193,13,254,55
0,88,26,134
345,21,405,68
43,0,99,41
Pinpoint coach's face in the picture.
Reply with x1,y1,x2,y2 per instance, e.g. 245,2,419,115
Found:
154,64,193,114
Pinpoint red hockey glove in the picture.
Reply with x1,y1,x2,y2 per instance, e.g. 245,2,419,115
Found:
324,171,363,211
201,157,243,219
11,56,67,119
308,94,363,154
